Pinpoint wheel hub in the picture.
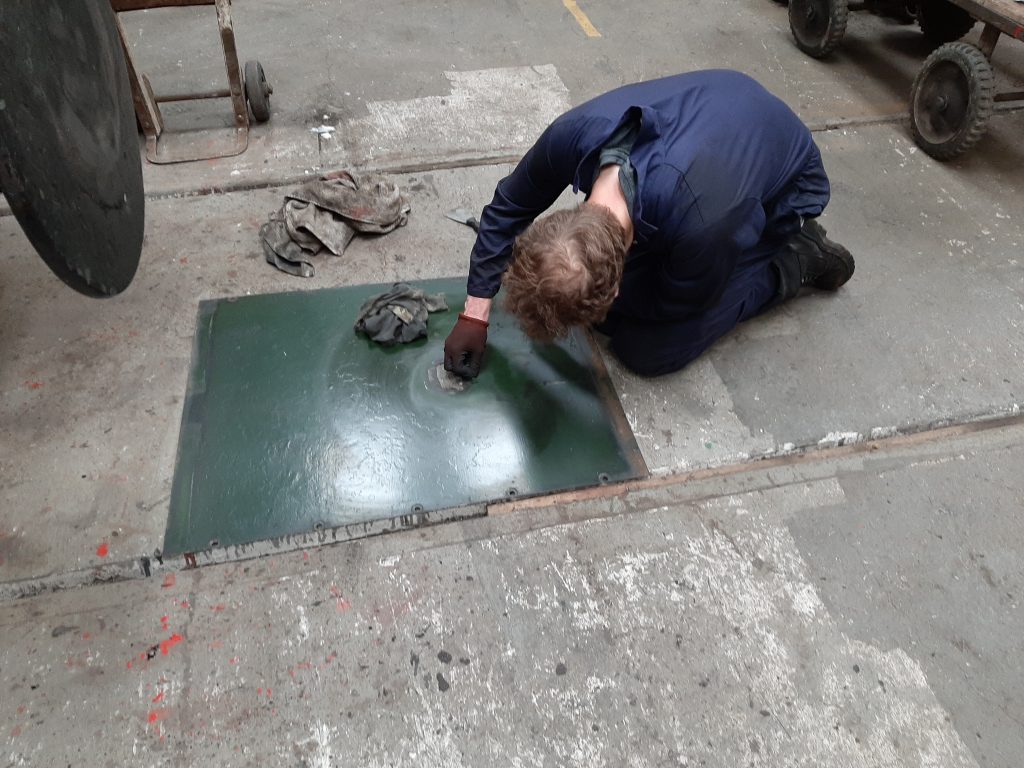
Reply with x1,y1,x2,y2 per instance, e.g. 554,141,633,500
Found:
916,60,970,143
792,0,830,43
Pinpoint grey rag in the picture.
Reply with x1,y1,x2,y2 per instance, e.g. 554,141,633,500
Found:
260,171,411,277
354,283,449,345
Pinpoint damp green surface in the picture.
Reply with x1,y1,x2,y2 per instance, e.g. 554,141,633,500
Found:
163,278,647,555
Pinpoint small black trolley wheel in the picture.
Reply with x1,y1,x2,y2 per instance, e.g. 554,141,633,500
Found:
789,0,849,58
244,59,272,123
910,41,994,160
917,0,975,46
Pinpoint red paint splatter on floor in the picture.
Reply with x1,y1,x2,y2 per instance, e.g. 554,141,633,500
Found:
160,615,170,630
266,688,272,698
211,604,226,612
147,708,168,724
96,543,109,558
126,660,133,669
336,598,351,612
179,256,189,264
229,656,239,665
160,633,184,655
162,573,176,588
24,381,43,390
302,551,309,561
81,632,91,641
16,706,25,715
152,691,164,704
257,687,263,696
11,725,22,738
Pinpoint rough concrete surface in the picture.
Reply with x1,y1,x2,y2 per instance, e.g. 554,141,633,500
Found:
2,0,1024,763
1,421,1021,767
115,0,1024,196
791,432,1024,768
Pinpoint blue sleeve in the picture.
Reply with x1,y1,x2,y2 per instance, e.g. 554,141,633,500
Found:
466,118,585,298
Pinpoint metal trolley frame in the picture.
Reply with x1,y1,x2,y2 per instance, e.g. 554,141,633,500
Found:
111,0,273,163
788,0,1024,159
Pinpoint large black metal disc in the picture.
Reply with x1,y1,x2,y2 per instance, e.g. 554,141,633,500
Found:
0,0,144,297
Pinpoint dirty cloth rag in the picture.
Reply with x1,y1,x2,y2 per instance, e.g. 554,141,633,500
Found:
260,171,411,277
354,282,448,345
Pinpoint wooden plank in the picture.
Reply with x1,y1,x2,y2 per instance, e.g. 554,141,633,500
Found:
951,0,1024,39
111,0,215,11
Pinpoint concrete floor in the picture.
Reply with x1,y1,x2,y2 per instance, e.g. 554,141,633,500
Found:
1,421,1021,766
2,0,1024,764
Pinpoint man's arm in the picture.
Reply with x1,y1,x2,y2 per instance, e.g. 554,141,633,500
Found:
461,295,492,322
445,116,586,379
466,116,585,299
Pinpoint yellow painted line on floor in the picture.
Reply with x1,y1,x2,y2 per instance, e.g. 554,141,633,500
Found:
562,0,601,38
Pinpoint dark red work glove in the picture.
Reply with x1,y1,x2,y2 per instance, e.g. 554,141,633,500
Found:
444,313,488,379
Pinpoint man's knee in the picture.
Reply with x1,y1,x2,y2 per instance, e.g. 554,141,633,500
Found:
609,331,702,377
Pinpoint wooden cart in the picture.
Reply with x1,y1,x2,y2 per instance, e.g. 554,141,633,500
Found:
788,0,1024,159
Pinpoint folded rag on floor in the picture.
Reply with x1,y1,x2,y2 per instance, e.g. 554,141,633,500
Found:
354,282,449,345
260,170,411,277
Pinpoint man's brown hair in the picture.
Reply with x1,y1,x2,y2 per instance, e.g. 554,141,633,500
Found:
503,205,626,341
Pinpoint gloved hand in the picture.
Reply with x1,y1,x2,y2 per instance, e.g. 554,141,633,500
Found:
444,313,489,379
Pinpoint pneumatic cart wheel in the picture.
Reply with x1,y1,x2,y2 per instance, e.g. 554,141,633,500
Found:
910,42,994,160
789,0,849,58
244,59,272,123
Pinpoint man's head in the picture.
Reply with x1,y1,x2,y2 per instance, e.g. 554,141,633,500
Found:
503,205,627,341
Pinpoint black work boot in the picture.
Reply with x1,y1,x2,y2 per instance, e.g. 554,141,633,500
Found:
773,218,855,301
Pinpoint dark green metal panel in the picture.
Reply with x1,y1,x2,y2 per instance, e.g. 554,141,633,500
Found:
164,278,647,555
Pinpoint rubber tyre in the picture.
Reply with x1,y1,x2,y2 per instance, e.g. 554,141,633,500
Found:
910,42,994,160
244,60,271,123
917,0,975,46
789,0,849,58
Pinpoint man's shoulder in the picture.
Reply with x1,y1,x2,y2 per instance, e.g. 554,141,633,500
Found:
538,111,619,160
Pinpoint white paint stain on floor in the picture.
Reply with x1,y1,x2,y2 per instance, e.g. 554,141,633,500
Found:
0,477,981,767
343,65,571,164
